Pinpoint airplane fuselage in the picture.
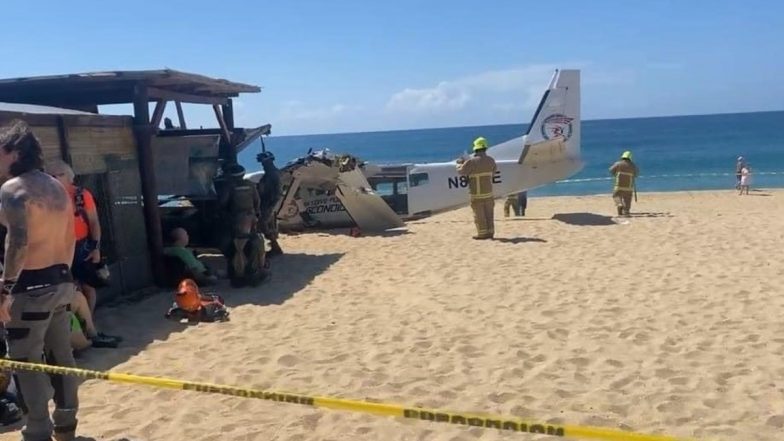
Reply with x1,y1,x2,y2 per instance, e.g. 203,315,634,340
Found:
406,155,582,215
253,69,582,232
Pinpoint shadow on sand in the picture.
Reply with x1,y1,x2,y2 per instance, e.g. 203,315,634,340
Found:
502,217,552,221
628,212,674,218
76,252,344,374
224,252,344,307
744,190,773,197
284,228,412,238
552,212,616,226
493,237,547,244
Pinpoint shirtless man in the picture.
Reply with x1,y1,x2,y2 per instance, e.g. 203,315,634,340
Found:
0,120,79,441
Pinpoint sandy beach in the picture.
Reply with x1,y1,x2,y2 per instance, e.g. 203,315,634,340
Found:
2,189,783,441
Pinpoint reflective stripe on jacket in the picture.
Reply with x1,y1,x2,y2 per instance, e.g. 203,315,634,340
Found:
457,154,497,201
469,172,494,200
614,171,635,192
609,160,638,192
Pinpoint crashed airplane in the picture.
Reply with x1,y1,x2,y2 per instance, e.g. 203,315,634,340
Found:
247,69,582,233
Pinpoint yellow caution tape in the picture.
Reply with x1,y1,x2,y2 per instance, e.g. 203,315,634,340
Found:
0,359,693,441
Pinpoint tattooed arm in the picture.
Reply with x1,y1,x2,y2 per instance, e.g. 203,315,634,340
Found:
0,179,29,285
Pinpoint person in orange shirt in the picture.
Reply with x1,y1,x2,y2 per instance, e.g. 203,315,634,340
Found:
47,160,103,313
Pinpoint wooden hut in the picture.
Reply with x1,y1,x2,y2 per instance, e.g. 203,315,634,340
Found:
0,70,263,302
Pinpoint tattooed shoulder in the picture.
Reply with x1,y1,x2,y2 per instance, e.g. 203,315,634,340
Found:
38,174,69,212
4,174,69,212
0,180,29,227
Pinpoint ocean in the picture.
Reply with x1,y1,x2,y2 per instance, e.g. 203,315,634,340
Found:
237,111,784,197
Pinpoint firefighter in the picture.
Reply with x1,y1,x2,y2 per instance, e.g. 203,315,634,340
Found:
609,150,639,217
503,193,519,218
256,151,283,257
219,163,268,287
457,137,497,239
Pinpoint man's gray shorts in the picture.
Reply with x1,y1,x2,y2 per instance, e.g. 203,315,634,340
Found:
5,265,78,441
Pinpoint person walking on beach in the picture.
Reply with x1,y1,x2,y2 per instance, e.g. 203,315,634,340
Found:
735,156,746,190
739,163,751,195
0,120,80,441
457,137,497,239
609,150,639,217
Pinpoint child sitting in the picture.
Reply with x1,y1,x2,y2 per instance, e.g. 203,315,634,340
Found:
163,228,219,287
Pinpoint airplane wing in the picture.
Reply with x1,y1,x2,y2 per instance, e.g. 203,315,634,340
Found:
334,168,405,231
274,151,404,232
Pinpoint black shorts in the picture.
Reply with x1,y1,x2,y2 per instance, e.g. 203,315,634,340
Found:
72,239,100,286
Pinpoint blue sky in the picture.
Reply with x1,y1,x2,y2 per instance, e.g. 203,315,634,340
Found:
2,0,782,135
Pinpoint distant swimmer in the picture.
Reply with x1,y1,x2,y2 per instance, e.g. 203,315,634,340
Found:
609,150,639,217
457,137,497,239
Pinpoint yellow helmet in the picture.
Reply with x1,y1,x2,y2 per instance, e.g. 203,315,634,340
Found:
621,150,632,160
473,137,488,152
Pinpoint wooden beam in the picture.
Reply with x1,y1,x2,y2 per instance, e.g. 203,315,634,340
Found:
222,99,235,131
157,128,225,137
150,100,167,130
132,85,166,287
212,104,232,145
55,116,72,164
148,86,228,105
0,88,134,107
175,101,187,129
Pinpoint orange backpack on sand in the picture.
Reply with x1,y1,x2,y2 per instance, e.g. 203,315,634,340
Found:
175,279,203,312
166,278,229,322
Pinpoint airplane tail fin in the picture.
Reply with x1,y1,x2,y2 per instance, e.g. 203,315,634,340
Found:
525,69,580,157
488,69,581,160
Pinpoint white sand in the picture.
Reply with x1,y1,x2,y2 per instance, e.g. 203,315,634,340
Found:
1,189,783,441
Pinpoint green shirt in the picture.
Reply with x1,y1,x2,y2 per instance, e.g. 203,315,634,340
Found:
163,246,206,273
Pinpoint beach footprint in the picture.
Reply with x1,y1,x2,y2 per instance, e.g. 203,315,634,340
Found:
277,354,301,367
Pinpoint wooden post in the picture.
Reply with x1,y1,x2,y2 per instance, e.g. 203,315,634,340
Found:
150,100,167,130
221,99,237,163
222,99,235,131
175,101,187,129
55,115,72,164
132,85,166,287
212,104,232,144
212,104,234,162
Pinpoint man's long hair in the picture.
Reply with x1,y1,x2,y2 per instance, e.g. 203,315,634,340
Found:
0,119,44,177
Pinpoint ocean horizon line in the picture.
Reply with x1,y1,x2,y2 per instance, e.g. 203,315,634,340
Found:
271,108,784,138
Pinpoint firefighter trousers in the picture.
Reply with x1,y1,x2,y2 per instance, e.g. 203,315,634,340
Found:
470,198,495,239
613,190,633,216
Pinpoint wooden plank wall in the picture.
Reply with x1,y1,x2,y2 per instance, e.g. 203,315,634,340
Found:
0,111,136,173
68,125,137,173
0,111,153,300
